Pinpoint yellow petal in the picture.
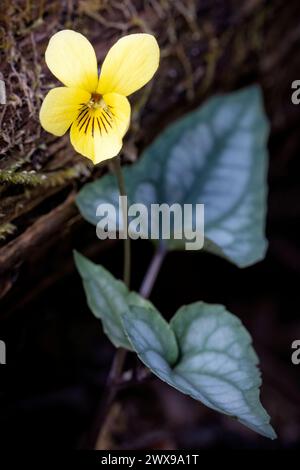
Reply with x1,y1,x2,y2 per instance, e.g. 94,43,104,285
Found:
94,131,123,164
97,34,160,96
70,116,96,162
70,94,130,163
45,30,98,92
39,87,91,136
103,93,131,137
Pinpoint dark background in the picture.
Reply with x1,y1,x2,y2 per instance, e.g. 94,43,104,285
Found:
1,0,300,450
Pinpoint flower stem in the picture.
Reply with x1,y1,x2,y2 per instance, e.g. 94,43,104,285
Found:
85,155,130,449
95,154,131,443
84,157,167,450
109,154,130,422
111,155,131,288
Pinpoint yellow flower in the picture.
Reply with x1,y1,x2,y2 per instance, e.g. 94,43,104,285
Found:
40,30,160,164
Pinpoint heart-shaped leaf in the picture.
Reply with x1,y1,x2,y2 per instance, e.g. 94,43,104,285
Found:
77,85,269,267
122,301,276,439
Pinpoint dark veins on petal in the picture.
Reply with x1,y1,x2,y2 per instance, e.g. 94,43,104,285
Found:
76,104,115,137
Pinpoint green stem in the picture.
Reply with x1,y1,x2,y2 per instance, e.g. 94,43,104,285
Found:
111,155,131,288
108,154,131,428
85,158,167,450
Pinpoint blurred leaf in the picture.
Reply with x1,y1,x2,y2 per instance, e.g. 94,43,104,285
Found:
77,85,269,267
123,302,276,439
74,251,152,350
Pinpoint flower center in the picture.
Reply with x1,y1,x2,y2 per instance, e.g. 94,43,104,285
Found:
76,94,115,137
88,93,106,110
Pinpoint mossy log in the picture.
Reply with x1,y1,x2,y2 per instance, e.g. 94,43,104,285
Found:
0,0,300,302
